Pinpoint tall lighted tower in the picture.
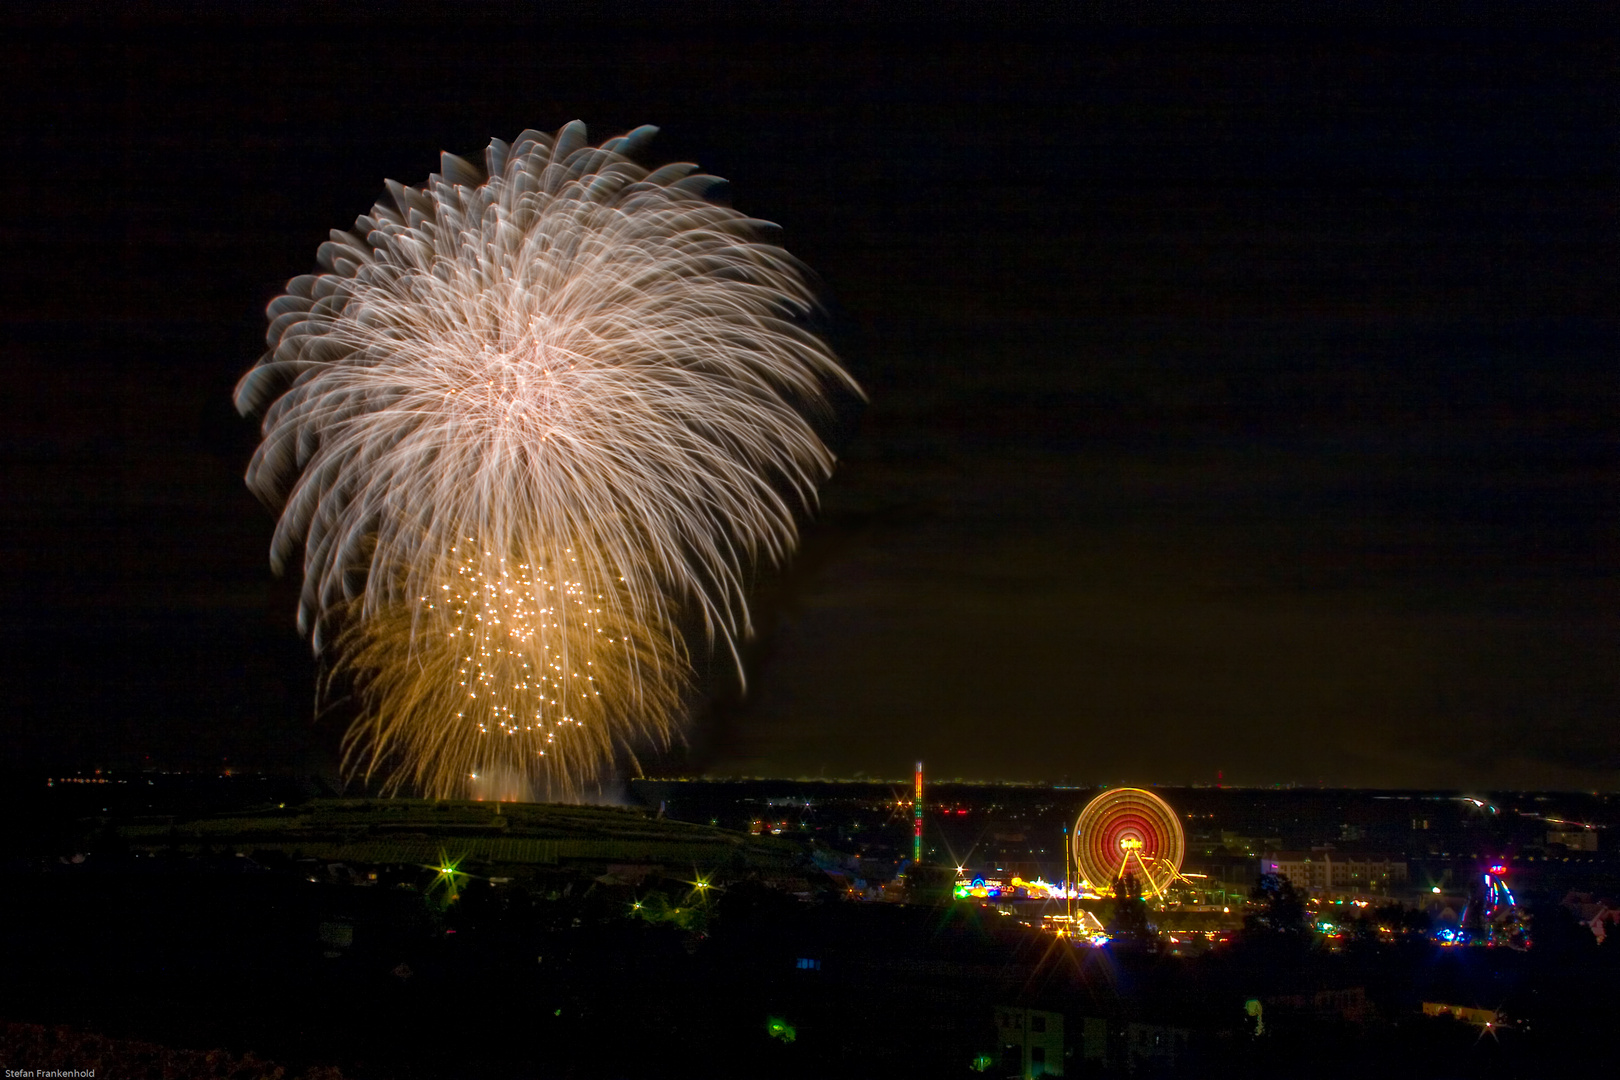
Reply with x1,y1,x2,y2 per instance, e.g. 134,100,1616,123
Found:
913,760,924,863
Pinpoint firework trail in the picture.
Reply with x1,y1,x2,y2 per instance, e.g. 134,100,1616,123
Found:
235,122,857,799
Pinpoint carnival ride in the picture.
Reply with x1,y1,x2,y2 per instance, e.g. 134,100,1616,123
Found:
1480,864,1516,920
1439,863,1528,949
1072,787,1187,901
1466,863,1528,948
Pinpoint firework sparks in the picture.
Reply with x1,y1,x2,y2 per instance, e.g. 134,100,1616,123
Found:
235,122,857,799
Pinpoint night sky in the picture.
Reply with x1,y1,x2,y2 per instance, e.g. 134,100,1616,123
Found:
2,7,1615,790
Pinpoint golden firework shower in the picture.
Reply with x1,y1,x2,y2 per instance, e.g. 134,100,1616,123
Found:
235,122,857,799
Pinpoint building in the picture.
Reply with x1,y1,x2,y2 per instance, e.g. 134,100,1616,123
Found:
1262,848,1407,896
993,1006,1066,1077
992,1006,1194,1076
1123,1022,1192,1074
1422,1002,1500,1028
1547,829,1599,852
1265,985,1372,1024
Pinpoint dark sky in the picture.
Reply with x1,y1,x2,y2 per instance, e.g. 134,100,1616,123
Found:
2,6,1615,790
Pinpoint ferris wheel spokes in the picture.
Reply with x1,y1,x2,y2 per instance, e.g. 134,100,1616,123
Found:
1074,788,1187,902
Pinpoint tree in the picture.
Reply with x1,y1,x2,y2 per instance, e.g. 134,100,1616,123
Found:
1243,873,1312,945
1107,871,1153,949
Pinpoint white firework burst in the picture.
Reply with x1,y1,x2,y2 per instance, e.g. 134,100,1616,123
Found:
235,121,857,799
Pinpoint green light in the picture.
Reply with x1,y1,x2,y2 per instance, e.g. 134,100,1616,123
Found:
766,1017,797,1044
426,848,470,907
970,1053,993,1073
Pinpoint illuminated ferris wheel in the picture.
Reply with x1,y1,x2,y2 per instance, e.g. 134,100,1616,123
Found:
1072,787,1186,900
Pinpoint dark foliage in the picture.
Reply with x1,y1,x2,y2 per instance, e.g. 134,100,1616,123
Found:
1243,873,1313,946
